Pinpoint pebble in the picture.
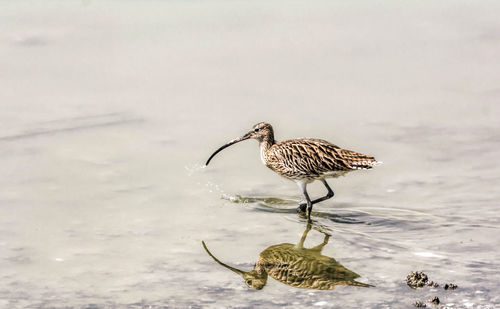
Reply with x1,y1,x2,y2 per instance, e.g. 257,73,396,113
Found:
429,296,440,305
413,300,426,307
443,283,457,290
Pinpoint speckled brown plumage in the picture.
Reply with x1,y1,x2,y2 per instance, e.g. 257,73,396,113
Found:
264,138,378,182
205,122,381,216
202,220,372,290
255,242,372,289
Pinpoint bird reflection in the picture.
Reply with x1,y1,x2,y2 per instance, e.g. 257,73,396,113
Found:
202,220,372,290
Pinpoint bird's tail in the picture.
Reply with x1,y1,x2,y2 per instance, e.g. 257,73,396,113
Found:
339,149,381,170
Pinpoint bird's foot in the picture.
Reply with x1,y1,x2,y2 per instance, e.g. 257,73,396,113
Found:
297,203,307,213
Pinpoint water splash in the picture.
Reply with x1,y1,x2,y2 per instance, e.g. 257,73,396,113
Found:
185,163,206,176
205,181,226,195
221,194,296,205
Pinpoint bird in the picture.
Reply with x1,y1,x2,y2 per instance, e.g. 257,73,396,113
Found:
202,220,372,290
205,122,380,216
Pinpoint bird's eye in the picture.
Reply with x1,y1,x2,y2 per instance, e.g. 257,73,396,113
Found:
254,128,260,132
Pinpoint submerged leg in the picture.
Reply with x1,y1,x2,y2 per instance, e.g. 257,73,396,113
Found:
297,219,312,249
298,179,335,213
311,234,330,252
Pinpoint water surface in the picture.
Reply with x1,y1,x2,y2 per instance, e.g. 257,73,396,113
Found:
1,1,500,308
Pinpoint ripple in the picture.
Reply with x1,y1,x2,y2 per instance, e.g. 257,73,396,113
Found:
222,194,437,232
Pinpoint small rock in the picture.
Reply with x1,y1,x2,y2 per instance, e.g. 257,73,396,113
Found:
413,300,426,307
429,296,440,305
407,271,429,289
426,280,439,288
443,283,457,290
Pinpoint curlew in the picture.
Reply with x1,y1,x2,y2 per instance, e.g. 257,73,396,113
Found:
202,220,372,290
205,122,380,216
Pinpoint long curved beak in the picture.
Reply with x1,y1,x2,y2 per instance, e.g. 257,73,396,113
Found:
202,241,246,276
205,132,252,166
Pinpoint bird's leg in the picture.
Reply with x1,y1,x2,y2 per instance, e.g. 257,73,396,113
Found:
298,179,335,212
310,179,334,204
311,234,330,253
297,219,313,249
296,182,313,214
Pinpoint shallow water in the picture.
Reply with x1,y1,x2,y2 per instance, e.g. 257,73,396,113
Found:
1,1,500,308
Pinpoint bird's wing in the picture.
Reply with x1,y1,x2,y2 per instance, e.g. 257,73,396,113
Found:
266,139,348,178
267,139,378,178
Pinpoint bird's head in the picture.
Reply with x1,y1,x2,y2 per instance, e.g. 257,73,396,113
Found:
247,122,273,142
205,122,273,166
242,269,268,290
202,241,268,290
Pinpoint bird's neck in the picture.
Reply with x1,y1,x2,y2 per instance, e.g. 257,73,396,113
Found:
259,135,275,165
